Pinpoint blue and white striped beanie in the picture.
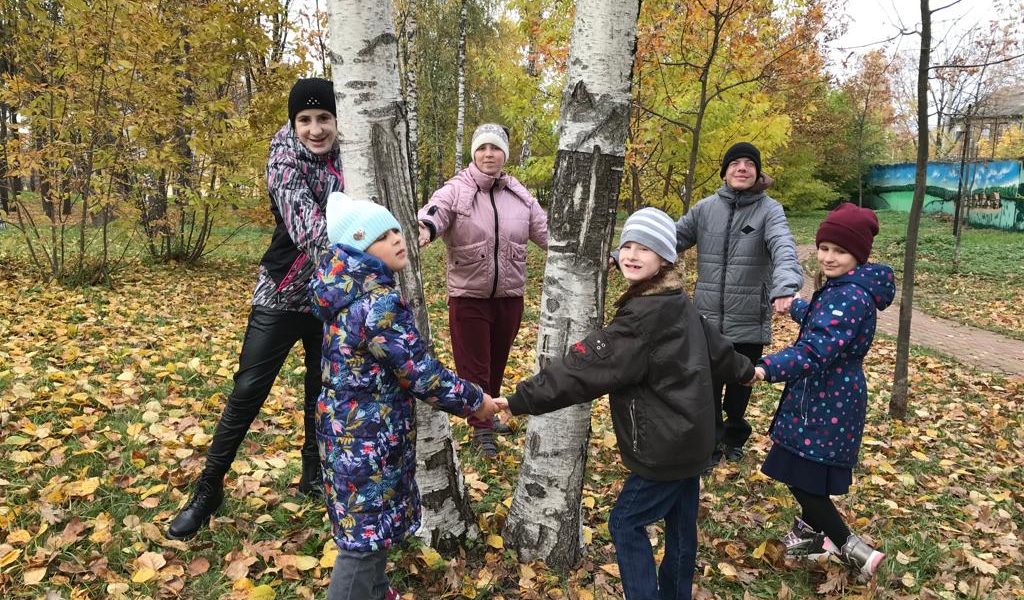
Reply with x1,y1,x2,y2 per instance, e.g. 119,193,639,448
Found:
618,207,677,264
325,192,401,251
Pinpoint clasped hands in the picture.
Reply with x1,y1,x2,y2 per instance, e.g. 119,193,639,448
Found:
470,394,512,421
743,366,767,387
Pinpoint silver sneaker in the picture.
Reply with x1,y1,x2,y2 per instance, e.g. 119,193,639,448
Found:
840,534,885,579
781,517,839,559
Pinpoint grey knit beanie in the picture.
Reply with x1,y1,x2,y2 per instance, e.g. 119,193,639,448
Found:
618,207,677,264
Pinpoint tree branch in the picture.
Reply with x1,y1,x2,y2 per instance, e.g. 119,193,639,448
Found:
930,52,1024,70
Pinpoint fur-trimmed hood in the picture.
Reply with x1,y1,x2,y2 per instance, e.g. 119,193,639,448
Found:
615,261,686,308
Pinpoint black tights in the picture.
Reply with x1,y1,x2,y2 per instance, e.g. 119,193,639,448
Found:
789,486,850,546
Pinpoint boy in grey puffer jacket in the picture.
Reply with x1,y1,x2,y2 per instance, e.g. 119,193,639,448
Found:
675,142,803,468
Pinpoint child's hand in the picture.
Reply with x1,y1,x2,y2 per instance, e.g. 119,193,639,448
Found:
471,394,498,421
493,397,509,412
743,366,765,386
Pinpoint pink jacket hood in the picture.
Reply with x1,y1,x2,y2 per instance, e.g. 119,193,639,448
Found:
418,163,548,298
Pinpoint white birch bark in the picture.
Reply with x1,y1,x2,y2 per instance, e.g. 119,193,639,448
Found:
398,0,421,200
502,0,641,569
326,0,477,548
453,0,468,171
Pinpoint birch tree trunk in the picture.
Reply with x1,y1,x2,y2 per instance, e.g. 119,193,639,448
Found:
503,0,641,569
453,0,467,171
398,0,420,200
326,0,477,549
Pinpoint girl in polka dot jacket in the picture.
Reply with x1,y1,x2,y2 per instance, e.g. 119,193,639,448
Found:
753,203,895,579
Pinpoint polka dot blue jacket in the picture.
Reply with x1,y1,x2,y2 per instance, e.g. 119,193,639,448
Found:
760,263,896,468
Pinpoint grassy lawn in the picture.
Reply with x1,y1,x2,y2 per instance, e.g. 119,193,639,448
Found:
0,210,1022,598
787,209,1024,340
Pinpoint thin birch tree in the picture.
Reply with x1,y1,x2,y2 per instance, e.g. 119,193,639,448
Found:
503,0,641,568
453,0,468,171
325,0,478,548
397,0,421,200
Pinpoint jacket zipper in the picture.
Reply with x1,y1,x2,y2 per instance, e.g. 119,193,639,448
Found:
489,188,500,298
800,379,809,425
629,399,638,452
719,203,735,333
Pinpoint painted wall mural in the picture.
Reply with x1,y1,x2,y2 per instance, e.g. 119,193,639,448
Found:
866,160,1024,231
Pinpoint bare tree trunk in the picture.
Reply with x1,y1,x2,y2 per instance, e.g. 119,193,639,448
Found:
326,0,477,549
890,0,930,419
453,0,467,171
503,0,641,569
398,0,420,199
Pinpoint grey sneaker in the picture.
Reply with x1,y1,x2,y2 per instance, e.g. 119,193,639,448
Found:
781,517,839,559
840,534,885,579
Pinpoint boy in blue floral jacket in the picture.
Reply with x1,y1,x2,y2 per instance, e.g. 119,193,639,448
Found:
309,192,498,600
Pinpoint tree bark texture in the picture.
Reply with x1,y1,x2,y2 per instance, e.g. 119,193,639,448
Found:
503,0,641,569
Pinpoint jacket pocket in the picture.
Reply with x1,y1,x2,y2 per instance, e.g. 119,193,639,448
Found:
450,239,489,267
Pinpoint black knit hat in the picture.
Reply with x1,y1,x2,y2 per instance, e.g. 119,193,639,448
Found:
720,142,761,178
288,78,336,127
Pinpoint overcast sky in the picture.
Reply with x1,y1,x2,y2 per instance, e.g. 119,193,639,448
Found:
827,0,1003,76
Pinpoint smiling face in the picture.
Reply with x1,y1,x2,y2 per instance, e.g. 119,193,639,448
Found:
293,108,337,155
473,143,507,176
724,157,757,190
366,229,408,272
618,241,668,284
817,240,858,278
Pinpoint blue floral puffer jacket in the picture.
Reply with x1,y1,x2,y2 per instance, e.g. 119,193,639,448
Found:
309,244,483,552
760,263,896,468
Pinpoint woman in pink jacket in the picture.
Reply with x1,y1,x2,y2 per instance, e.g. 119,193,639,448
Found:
417,123,549,457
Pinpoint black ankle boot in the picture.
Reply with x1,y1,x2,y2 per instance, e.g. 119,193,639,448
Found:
297,456,324,499
167,475,224,540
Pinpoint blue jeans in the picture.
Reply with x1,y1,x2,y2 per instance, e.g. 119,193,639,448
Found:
609,474,700,600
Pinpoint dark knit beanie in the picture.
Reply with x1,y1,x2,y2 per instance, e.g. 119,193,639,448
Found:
815,203,879,264
288,78,336,127
720,142,761,178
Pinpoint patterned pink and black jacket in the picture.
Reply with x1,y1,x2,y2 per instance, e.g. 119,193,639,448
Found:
251,123,344,312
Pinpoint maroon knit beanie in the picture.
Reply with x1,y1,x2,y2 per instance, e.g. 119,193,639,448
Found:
815,203,879,264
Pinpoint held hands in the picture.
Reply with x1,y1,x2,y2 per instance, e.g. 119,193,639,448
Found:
472,394,499,421
743,366,766,387
772,295,795,314
493,397,509,412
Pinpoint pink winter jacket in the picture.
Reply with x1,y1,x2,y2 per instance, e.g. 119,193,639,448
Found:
418,163,548,298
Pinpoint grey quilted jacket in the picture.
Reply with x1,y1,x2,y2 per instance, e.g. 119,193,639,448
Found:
675,184,803,344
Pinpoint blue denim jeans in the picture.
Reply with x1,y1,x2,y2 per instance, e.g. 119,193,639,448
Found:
609,474,700,600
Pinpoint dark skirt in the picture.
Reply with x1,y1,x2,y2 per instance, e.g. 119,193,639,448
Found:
761,444,852,496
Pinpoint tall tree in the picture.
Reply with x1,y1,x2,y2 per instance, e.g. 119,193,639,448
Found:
453,0,468,171
397,0,421,200
890,0,931,419
325,0,478,548
629,0,830,213
503,0,640,568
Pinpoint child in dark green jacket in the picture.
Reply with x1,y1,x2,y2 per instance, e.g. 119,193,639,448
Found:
496,208,755,600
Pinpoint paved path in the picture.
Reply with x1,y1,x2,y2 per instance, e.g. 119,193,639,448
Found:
796,245,1024,377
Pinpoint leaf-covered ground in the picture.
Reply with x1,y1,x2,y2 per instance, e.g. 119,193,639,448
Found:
1,216,1022,599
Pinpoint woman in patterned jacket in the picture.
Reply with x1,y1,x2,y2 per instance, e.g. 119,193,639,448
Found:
168,78,345,540
753,203,895,579
311,192,498,600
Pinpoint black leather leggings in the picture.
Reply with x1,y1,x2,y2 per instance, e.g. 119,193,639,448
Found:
201,306,323,480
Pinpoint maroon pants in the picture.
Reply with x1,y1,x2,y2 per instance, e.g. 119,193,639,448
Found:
448,295,524,430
